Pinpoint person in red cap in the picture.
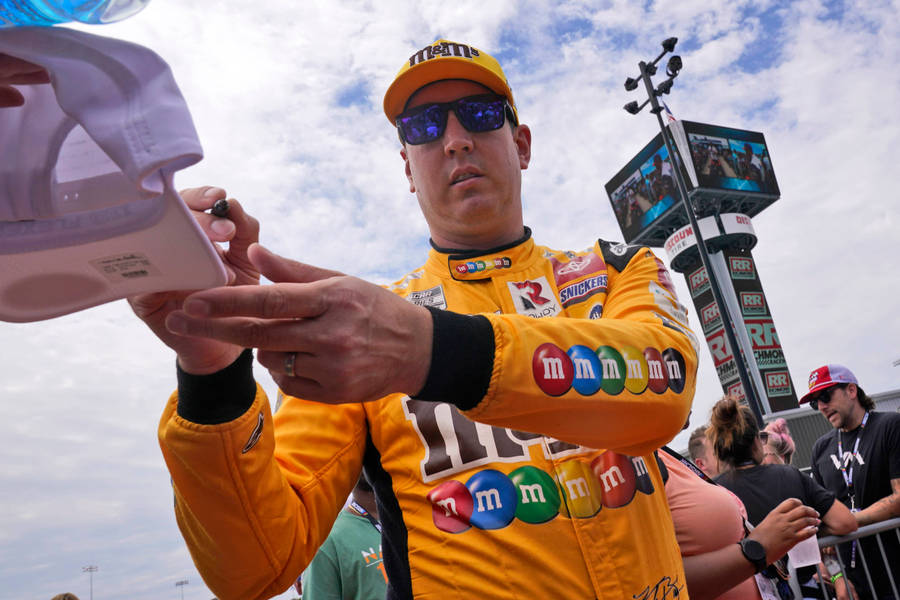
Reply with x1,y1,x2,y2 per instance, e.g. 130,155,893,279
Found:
804,364,900,599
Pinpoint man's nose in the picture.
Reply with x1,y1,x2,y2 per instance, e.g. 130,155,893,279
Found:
442,111,473,155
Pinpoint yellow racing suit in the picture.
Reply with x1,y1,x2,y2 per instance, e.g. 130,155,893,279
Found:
158,229,698,600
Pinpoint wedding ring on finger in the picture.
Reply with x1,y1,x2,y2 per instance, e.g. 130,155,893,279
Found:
284,352,297,378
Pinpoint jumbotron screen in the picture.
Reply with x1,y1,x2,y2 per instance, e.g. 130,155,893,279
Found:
605,121,779,245
604,132,681,244
682,121,779,195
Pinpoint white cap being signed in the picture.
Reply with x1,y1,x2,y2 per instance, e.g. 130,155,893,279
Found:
0,26,226,323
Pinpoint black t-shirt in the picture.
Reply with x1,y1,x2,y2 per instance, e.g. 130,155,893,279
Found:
715,463,836,526
810,411,900,512
810,411,900,599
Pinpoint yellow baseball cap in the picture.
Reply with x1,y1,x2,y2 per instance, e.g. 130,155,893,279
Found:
383,39,518,124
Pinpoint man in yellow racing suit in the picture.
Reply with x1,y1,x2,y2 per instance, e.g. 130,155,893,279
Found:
137,39,698,600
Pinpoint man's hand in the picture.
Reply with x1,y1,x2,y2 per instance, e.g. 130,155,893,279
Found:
0,54,50,107
748,497,821,564
163,244,434,403
128,186,260,374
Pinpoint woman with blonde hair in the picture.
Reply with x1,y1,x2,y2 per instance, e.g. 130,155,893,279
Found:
760,418,795,465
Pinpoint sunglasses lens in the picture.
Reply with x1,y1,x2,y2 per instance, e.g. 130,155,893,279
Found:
811,399,819,411
398,104,446,145
398,95,508,144
456,97,506,132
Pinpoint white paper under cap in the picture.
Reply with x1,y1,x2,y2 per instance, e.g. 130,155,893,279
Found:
0,26,227,322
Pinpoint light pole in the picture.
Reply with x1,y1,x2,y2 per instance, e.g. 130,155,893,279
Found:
175,578,189,600
82,565,98,600
622,37,766,426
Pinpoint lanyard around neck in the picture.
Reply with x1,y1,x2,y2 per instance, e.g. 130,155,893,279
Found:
836,411,869,504
349,498,382,533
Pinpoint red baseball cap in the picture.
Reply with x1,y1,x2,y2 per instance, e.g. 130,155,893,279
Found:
799,364,858,404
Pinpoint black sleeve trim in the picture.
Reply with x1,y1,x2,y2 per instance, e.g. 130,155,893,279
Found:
176,349,257,424
655,450,669,485
414,307,495,411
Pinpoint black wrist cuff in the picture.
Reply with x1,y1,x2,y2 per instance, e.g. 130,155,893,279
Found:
176,349,257,424
414,307,495,411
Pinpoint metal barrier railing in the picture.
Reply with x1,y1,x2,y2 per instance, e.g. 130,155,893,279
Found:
786,517,900,600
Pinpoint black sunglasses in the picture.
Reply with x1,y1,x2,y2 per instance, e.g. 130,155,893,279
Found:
810,384,846,411
396,93,516,145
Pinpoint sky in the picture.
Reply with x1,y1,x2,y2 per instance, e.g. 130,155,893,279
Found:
2,0,899,598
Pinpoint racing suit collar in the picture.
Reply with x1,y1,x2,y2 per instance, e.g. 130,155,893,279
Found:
428,226,540,280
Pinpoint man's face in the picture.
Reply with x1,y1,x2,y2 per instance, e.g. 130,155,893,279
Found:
693,438,720,478
400,80,531,249
815,384,860,430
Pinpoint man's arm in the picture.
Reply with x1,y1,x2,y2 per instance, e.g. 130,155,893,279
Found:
138,188,361,600
459,243,696,454
681,498,820,600
158,359,368,600
167,243,696,455
819,497,858,536
854,478,900,526
855,415,900,526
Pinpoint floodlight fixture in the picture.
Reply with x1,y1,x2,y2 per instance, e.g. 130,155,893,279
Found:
645,63,657,76
624,77,639,91
656,79,673,95
661,37,678,53
666,55,683,77
624,101,641,114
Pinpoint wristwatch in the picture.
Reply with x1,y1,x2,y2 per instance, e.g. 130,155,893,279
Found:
739,538,768,573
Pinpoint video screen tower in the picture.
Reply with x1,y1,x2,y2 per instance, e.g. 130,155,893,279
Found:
612,39,799,420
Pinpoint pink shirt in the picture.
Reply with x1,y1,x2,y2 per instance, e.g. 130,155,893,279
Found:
661,452,762,600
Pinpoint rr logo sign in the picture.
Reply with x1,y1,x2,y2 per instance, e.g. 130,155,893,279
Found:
740,291,766,316
728,256,755,279
701,301,721,331
765,371,792,396
689,266,710,297
745,319,780,350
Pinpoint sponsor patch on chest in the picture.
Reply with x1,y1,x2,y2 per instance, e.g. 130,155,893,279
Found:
407,285,447,309
558,274,607,308
506,276,561,318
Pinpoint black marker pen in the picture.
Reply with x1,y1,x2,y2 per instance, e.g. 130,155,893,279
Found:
209,198,230,218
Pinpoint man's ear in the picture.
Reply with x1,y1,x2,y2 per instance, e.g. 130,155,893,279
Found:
400,146,415,193
514,124,532,170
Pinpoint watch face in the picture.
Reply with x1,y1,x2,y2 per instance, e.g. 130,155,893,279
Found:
741,538,767,568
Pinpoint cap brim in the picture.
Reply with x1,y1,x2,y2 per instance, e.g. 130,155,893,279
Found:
798,381,840,405
0,186,227,323
384,59,513,123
